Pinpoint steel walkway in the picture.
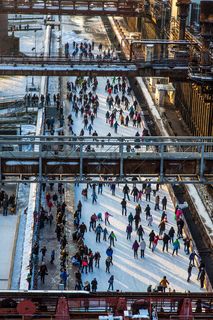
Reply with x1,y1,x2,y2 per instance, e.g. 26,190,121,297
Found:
0,0,143,16
0,136,212,184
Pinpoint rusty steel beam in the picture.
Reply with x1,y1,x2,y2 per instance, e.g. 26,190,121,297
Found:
0,63,189,79
0,0,143,16
176,0,191,40
0,136,212,184
0,290,213,319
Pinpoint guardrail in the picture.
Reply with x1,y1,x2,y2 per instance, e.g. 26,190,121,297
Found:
0,136,213,184
0,0,143,16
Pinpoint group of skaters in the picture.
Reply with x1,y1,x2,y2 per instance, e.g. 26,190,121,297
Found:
0,189,16,216
24,92,52,108
25,73,206,291
45,92,65,136
66,75,147,151
26,182,70,289
65,40,118,61
71,195,115,291
65,75,206,291
70,178,207,292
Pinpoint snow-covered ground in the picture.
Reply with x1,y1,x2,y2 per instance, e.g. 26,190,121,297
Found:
11,183,30,289
60,15,204,292
0,184,18,290
0,19,43,99
0,214,18,289
67,75,202,292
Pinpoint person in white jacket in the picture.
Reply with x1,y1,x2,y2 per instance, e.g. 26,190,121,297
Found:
147,214,153,227
140,239,146,258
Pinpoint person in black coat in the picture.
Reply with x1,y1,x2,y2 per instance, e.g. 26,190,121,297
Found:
121,198,127,216
162,233,170,252
149,230,155,248
123,184,130,200
168,227,175,243
162,196,167,210
91,278,98,292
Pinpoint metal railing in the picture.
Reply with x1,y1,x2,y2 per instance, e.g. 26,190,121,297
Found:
0,0,143,16
0,136,212,184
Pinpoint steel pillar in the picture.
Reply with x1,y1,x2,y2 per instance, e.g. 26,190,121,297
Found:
200,1,213,67
0,14,8,49
0,13,19,54
176,0,191,40
55,297,70,320
178,298,193,319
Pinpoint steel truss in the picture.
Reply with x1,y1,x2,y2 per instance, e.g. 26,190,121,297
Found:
0,136,213,184
0,0,143,16
0,291,212,319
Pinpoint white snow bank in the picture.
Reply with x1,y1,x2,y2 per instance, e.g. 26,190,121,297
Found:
185,184,213,240
19,183,37,289
6,161,38,165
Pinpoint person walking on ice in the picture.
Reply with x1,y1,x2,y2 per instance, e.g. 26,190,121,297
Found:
105,256,113,273
160,276,169,292
132,240,140,258
108,231,117,247
162,196,167,210
106,246,113,263
140,238,146,258
128,212,134,226
92,191,97,204
103,227,108,241
126,224,132,240
104,211,113,225
114,120,119,133
108,275,114,291
172,238,180,256
121,198,127,216
137,225,145,242
95,224,103,243
187,264,193,282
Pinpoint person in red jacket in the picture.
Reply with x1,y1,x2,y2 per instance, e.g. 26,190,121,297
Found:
46,192,51,203
47,200,53,212
152,235,160,252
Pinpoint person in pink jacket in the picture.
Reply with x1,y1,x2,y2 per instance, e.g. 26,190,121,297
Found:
104,211,113,225
175,207,183,221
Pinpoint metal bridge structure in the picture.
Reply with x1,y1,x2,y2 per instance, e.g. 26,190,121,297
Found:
0,0,143,16
0,290,213,319
0,38,212,81
0,136,213,184
0,58,189,79
0,1,212,83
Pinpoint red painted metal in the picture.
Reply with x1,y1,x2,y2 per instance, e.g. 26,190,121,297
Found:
16,300,36,316
115,297,127,315
178,298,193,320
55,297,70,320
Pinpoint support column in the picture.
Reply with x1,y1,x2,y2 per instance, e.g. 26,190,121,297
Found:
176,0,190,40
200,1,213,67
0,13,19,54
0,14,8,42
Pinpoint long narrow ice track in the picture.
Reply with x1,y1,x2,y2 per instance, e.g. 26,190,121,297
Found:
69,79,202,292
60,15,204,293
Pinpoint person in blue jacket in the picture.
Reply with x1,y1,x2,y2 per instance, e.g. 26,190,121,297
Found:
106,246,113,263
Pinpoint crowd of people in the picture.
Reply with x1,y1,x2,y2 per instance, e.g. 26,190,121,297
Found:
65,75,206,292
24,72,207,292
70,180,206,292
25,181,70,289
0,189,16,216
65,40,118,61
